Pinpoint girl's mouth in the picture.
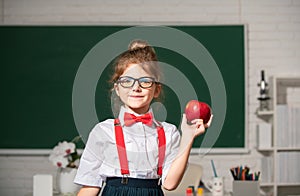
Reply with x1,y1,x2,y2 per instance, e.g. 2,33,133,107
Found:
130,95,144,98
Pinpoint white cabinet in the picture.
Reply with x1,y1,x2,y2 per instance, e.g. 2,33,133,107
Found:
257,76,300,196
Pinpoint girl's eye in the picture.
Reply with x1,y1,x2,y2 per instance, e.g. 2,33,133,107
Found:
140,79,152,84
118,77,134,87
122,79,132,84
139,78,154,88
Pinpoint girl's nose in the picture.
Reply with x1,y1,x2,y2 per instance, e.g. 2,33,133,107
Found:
132,81,142,91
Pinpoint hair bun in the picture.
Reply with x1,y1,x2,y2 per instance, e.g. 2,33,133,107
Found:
128,39,149,51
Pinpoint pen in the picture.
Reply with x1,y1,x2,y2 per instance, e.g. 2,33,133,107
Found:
241,170,246,181
238,166,242,180
211,160,218,177
245,166,250,175
255,171,260,181
230,168,238,180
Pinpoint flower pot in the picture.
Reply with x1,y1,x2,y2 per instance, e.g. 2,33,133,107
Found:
57,168,80,195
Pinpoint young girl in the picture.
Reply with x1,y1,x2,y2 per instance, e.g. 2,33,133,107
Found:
74,40,212,196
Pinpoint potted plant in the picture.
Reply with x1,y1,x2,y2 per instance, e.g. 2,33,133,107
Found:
49,136,82,194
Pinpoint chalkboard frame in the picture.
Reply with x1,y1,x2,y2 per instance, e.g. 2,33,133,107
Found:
0,25,248,154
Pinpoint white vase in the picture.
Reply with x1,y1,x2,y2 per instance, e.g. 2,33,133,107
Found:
57,168,80,195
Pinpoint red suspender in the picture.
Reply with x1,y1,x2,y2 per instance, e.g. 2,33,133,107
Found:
114,119,130,175
114,118,166,177
157,126,166,176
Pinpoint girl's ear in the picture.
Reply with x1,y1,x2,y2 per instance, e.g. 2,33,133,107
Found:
114,83,120,97
153,84,161,98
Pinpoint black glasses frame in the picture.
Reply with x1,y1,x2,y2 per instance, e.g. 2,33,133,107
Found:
116,76,159,89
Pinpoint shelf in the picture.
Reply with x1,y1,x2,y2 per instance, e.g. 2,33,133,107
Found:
260,182,300,187
257,148,274,156
277,182,300,187
256,110,274,116
257,147,274,152
276,147,300,152
256,110,274,122
256,76,300,196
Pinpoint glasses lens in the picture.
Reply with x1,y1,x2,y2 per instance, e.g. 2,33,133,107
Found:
138,77,154,88
118,77,134,88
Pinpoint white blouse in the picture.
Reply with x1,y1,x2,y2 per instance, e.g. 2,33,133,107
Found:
74,106,181,187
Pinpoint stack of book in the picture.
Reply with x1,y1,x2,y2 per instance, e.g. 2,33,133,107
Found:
276,105,300,148
277,152,300,183
261,156,273,183
276,104,300,184
257,123,272,149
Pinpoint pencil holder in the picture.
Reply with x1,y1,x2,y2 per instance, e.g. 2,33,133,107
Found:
206,176,224,196
232,180,259,196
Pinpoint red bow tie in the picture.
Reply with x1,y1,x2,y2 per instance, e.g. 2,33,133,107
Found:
124,112,153,127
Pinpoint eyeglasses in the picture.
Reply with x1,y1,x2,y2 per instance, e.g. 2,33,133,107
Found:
116,76,158,89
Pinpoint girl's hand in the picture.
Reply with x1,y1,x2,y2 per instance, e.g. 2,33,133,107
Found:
180,114,213,138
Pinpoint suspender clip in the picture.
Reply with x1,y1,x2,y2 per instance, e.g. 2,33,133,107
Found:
121,175,128,184
158,177,162,185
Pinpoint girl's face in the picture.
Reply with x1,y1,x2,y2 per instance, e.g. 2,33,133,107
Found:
114,63,161,114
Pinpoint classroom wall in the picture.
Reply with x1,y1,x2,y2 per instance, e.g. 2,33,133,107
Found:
0,0,300,195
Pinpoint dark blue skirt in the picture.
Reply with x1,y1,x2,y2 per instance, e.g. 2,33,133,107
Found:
102,177,164,196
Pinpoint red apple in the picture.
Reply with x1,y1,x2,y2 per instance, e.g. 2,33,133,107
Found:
185,100,211,124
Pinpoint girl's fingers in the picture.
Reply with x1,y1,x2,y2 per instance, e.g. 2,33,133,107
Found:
190,119,203,125
182,113,187,123
205,114,213,128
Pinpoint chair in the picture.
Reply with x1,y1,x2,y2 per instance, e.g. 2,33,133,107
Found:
163,163,203,196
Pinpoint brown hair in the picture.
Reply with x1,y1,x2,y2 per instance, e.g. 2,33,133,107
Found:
110,40,162,83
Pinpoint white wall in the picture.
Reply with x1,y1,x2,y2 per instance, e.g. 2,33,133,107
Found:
1,0,300,195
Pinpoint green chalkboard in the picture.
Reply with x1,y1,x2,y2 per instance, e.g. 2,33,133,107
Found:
0,25,245,149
